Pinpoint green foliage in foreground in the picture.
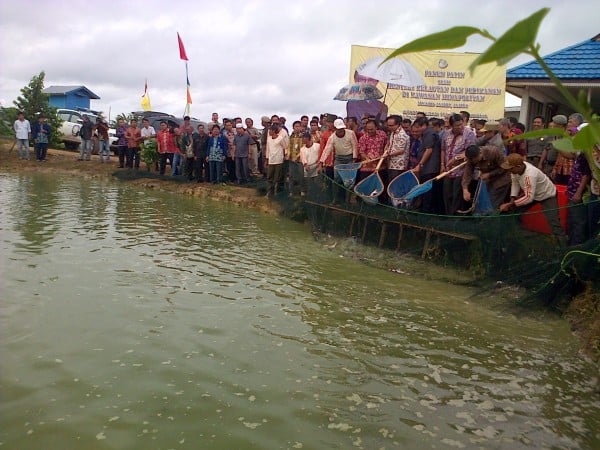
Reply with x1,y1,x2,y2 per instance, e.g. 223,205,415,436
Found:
385,7,600,184
0,107,18,137
140,139,159,169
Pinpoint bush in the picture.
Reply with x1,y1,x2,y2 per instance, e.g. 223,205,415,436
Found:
140,139,159,170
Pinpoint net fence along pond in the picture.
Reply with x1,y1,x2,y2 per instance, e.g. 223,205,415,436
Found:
303,173,600,283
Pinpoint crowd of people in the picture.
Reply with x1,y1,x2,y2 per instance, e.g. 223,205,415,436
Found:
13,108,599,246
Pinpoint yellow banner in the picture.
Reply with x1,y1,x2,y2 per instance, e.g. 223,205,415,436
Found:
141,93,152,112
349,45,506,122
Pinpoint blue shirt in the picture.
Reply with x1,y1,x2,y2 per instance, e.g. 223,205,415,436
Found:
32,122,51,144
208,136,228,161
233,133,251,158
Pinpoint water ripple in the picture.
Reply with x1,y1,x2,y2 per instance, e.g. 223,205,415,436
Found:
0,172,598,450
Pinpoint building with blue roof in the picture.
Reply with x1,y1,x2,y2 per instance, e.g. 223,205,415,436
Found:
506,33,600,125
42,85,100,111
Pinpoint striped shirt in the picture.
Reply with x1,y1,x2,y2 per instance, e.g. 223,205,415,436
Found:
510,161,556,207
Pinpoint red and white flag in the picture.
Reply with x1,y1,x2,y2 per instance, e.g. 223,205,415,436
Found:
177,32,189,61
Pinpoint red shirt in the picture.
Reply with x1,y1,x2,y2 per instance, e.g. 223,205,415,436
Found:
95,121,109,140
125,127,141,148
318,129,334,166
157,129,176,153
358,130,387,171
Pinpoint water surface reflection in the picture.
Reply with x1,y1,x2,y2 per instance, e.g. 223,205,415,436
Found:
0,173,598,449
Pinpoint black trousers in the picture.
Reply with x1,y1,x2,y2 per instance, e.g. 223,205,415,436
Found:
419,172,440,213
225,157,236,182
266,163,284,194
194,156,207,181
443,177,465,214
126,148,140,168
184,157,195,180
35,143,48,161
118,145,127,167
567,200,588,245
159,153,173,175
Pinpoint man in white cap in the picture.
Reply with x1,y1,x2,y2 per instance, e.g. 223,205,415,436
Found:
233,123,251,183
318,117,358,203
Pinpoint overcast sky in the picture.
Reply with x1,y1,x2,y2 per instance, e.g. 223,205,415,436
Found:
1,0,598,123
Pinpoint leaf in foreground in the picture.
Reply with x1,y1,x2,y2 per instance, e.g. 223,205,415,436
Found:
507,127,567,141
468,8,549,73
573,122,600,152
384,27,483,61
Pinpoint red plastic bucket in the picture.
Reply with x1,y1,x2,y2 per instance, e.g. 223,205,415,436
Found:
520,184,568,234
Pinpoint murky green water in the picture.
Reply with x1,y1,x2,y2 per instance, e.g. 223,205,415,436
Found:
1,172,598,449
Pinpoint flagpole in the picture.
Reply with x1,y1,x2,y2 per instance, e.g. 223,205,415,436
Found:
178,32,191,118
185,61,192,116
186,62,189,116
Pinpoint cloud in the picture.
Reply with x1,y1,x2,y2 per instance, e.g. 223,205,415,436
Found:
1,0,598,122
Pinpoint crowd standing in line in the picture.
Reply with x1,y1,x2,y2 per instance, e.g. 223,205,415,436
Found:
12,108,599,245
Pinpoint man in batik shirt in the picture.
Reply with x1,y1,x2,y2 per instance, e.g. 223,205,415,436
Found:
441,113,475,214
309,119,321,144
245,117,260,175
222,119,236,182
288,120,305,195
385,115,410,185
357,119,388,183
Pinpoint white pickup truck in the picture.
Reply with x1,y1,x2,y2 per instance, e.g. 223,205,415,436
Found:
57,109,117,151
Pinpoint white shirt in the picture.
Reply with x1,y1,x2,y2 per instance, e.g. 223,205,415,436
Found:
300,142,320,175
266,132,289,165
511,161,556,207
141,126,156,138
319,129,357,163
14,119,31,139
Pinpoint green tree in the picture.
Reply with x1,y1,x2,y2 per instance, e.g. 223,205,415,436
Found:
0,106,18,137
12,71,63,147
112,112,135,128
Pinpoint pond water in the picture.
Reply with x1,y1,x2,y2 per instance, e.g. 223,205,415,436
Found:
0,172,598,449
